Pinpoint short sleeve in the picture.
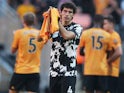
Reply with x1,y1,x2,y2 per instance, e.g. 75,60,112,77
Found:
112,35,121,49
70,24,83,45
11,30,20,49
73,24,83,39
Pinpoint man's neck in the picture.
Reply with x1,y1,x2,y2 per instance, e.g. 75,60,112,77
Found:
24,25,33,29
94,24,102,28
62,21,72,26
109,29,114,33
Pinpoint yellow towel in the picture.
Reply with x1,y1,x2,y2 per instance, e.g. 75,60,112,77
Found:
39,7,60,41
50,7,60,33
39,11,50,42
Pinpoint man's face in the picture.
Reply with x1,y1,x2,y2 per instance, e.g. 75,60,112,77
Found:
60,8,74,23
103,19,112,32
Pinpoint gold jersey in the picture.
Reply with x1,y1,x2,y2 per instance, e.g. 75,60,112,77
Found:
12,27,45,74
79,28,112,76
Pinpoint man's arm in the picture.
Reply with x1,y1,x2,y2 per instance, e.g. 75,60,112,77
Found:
80,47,85,56
107,46,123,64
58,21,75,40
106,48,114,59
11,30,19,54
37,35,43,42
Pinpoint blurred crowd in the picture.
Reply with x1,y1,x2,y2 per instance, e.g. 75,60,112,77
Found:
7,0,124,40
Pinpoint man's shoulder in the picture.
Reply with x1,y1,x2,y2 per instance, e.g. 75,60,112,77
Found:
13,29,23,34
71,22,83,34
83,28,110,36
71,22,82,28
111,31,121,43
99,29,111,38
92,28,110,36
112,31,120,37
82,28,92,33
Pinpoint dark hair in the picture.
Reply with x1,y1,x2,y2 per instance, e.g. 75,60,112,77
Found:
23,12,36,26
93,15,104,27
103,15,115,24
60,2,77,14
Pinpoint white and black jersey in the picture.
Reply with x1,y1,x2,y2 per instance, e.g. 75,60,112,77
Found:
50,22,82,77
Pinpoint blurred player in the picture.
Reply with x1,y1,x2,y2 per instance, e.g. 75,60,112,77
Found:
9,12,46,93
79,15,112,93
103,15,123,93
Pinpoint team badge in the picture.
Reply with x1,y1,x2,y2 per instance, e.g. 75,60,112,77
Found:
113,39,118,44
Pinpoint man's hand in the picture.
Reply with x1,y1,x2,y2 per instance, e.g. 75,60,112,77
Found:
37,35,43,42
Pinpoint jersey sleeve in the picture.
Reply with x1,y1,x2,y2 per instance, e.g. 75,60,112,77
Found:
11,30,20,49
112,35,121,49
73,24,83,39
71,24,83,45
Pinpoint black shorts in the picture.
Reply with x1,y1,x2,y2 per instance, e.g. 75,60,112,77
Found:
83,75,108,92
9,73,40,92
107,76,118,93
50,76,76,93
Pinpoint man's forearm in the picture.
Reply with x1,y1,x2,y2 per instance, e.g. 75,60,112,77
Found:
58,21,75,40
